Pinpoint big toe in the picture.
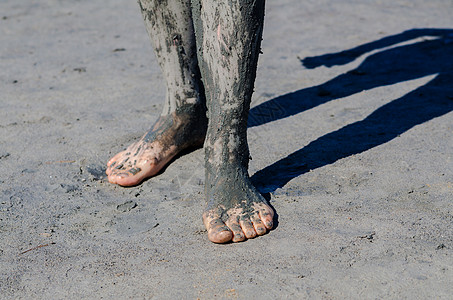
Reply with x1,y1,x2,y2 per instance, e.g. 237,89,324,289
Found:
204,214,234,243
108,169,146,186
208,228,233,243
108,173,133,186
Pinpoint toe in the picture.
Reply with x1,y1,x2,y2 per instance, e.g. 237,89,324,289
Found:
250,212,267,235
226,218,246,243
108,162,151,186
203,214,233,244
107,152,123,168
255,203,274,230
239,217,257,239
106,162,114,175
111,172,143,187
106,156,125,176
107,171,126,185
209,228,233,244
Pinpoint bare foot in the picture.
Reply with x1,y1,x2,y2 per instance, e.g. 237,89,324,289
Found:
203,166,274,243
106,105,206,186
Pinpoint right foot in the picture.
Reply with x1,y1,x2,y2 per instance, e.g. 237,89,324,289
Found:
203,166,274,243
106,105,207,186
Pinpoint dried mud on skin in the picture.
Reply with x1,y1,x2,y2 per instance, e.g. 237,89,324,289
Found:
1,0,453,298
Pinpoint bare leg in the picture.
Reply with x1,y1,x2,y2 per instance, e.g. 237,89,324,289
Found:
106,0,207,186
193,0,274,243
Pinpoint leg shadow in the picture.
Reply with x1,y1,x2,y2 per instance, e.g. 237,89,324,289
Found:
251,73,453,193
248,29,453,128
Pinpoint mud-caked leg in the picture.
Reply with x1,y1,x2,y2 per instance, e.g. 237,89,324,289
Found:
193,0,274,243
106,0,207,186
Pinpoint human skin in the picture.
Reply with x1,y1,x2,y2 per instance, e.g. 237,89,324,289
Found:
106,0,274,243
106,0,207,186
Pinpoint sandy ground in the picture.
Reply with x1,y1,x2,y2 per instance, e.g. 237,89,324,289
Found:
1,0,453,299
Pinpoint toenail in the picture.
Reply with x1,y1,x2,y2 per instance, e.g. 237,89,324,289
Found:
218,226,230,233
267,221,273,227
129,167,141,175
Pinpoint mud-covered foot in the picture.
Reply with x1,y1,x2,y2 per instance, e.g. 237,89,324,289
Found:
203,166,274,243
106,105,207,186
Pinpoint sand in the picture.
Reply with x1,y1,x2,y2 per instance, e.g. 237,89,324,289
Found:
1,0,452,298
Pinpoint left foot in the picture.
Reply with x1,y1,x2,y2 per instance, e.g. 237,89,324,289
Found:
203,166,274,243
106,104,207,186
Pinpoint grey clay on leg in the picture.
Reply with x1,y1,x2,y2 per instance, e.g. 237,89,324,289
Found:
192,0,274,243
107,0,274,243
138,0,203,115
106,0,207,186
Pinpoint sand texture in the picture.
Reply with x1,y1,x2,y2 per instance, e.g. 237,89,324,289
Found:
1,0,453,298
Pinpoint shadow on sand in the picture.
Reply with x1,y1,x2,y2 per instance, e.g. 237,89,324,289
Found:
249,28,453,193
